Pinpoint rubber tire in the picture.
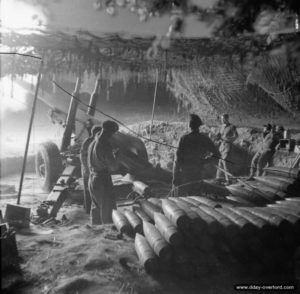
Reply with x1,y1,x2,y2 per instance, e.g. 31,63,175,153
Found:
35,141,63,193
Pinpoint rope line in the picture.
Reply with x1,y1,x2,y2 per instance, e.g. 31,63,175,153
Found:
51,79,181,150
0,52,42,60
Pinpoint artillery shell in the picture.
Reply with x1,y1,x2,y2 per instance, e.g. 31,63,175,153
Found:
143,221,172,262
139,200,161,221
123,209,143,234
135,233,158,274
255,176,297,193
133,206,153,223
154,212,183,247
161,199,190,229
264,166,300,180
188,196,221,208
112,209,131,234
147,198,162,208
133,181,151,198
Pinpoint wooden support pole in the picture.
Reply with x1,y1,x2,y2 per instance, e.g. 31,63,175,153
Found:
60,75,81,152
149,69,159,140
17,58,44,205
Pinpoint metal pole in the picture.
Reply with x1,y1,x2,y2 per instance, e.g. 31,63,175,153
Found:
149,69,159,140
17,58,44,205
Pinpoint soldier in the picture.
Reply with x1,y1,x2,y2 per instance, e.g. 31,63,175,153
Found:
85,119,94,136
215,114,238,185
172,114,220,196
263,123,272,138
80,125,102,214
248,125,284,179
247,123,271,180
88,120,120,224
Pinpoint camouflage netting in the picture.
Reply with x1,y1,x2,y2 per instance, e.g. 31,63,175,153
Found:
2,29,300,125
167,53,300,125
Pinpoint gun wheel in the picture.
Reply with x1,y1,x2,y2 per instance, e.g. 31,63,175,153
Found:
35,141,63,192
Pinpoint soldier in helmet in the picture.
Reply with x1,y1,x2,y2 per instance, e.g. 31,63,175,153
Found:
80,125,102,214
215,113,238,184
248,125,284,179
172,114,220,196
88,120,120,224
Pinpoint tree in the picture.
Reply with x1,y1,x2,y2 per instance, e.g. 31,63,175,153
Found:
96,0,299,56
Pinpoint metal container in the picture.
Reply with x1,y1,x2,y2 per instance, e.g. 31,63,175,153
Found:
112,209,131,234
133,206,153,223
154,212,183,247
139,200,162,221
161,199,190,229
135,233,158,273
143,221,172,262
123,209,143,235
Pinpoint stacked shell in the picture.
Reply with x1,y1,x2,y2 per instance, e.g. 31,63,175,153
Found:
112,191,299,278
226,167,300,206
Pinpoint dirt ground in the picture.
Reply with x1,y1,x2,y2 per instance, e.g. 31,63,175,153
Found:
1,121,300,294
1,173,300,294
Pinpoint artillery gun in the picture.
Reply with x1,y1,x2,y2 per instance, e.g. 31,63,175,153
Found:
32,75,172,216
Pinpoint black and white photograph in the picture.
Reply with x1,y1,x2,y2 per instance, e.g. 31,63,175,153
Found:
0,0,300,293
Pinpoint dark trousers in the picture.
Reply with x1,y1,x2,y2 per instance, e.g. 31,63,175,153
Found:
250,150,274,177
83,174,91,214
216,153,231,181
82,165,92,214
88,172,116,224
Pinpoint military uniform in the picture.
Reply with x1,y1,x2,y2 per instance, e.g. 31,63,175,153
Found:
216,123,238,181
250,131,280,177
88,131,119,224
173,130,220,196
80,136,94,214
